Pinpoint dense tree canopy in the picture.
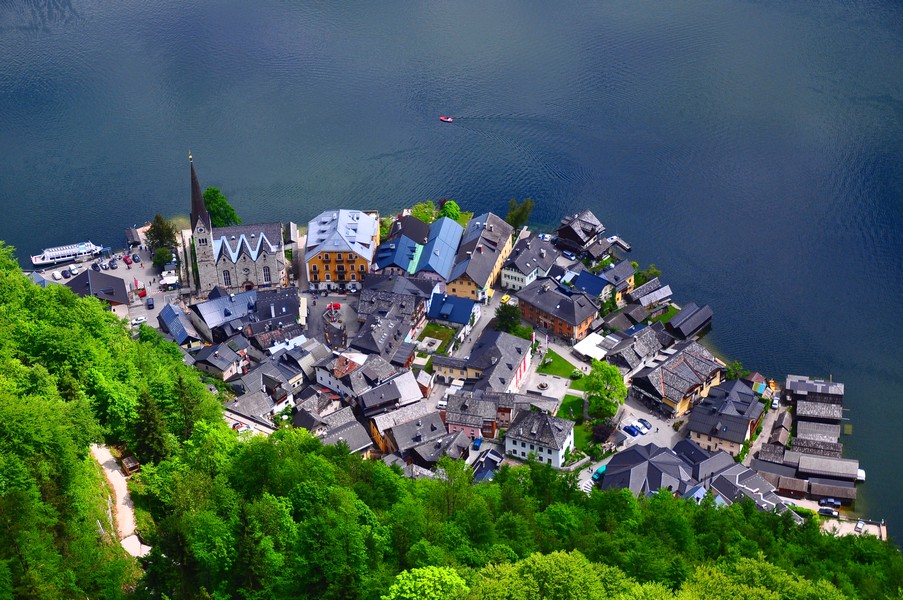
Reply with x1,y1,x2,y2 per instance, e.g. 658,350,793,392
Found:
505,198,535,230
585,359,628,419
203,186,242,227
146,213,178,251
0,240,901,600
437,200,461,222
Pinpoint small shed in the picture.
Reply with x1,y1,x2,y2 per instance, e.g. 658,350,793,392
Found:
121,455,140,476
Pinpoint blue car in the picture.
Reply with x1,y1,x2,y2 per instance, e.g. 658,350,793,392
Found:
591,466,607,482
623,425,640,437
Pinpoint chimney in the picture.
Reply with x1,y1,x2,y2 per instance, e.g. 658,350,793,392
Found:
478,245,483,253
540,249,546,258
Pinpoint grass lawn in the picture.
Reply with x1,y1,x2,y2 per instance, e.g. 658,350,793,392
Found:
556,394,584,421
570,376,590,391
649,304,679,324
418,323,457,354
536,349,576,378
573,424,592,452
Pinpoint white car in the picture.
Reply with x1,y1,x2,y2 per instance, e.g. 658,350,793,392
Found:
52,271,62,281
631,420,649,435
771,397,779,409
69,265,80,275
130,316,147,326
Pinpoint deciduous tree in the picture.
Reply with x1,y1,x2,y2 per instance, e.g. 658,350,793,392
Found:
438,200,461,222
495,303,521,333
203,186,242,227
382,566,469,600
585,360,627,420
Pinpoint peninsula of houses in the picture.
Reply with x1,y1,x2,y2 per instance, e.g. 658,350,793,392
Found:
39,156,874,535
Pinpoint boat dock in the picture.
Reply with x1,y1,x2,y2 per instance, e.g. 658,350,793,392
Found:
607,235,632,252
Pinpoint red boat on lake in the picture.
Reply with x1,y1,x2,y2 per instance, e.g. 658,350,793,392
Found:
439,116,454,123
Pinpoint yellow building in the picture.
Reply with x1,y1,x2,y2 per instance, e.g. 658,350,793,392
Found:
630,341,722,416
305,209,380,291
446,212,514,302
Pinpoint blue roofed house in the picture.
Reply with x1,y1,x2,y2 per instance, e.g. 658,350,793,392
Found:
414,217,464,282
157,303,203,349
427,293,481,341
373,235,423,276
598,260,636,304
572,271,614,300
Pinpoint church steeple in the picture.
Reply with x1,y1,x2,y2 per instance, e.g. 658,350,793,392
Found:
189,153,212,233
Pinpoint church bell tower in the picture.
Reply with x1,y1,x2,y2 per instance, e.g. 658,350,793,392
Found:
189,154,217,294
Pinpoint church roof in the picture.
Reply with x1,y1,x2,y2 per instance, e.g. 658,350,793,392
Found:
211,223,283,264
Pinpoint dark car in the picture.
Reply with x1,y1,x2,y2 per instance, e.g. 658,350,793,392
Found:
638,418,653,431
61,269,72,279
146,297,155,309
818,498,841,508
623,425,640,437
132,253,141,263
109,259,119,270
818,508,839,518
91,262,100,272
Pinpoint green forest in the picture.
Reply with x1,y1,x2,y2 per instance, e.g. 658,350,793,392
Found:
1,241,902,599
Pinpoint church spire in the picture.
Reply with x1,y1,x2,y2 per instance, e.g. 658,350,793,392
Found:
189,152,212,232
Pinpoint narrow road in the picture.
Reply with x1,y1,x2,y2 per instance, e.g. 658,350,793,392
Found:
91,444,151,558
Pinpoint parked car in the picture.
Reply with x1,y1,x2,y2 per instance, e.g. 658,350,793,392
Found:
100,260,109,270
61,269,72,279
562,250,577,261
327,303,341,311
130,316,147,326
855,520,866,533
638,418,653,431
623,424,640,437
538,233,552,242
591,465,607,482
631,420,649,435
69,266,80,275
500,294,511,304
232,422,252,434
91,262,100,272
109,259,118,269
818,498,841,508
771,397,780,409
52,271,62,281
146,297,154,309
122,254,132,265
818,508,839,518
132,253,141,263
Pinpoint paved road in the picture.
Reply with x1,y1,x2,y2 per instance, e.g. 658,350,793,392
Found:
91,444,151,558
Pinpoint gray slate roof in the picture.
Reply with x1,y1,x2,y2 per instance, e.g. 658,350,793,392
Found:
517,278,599,327
797,455,859,480
411,430,470,465
191,289,258,330
796,400,843,421
627,277,662,301
556,210,605,248
506,411,574,450
357,371,423,414
687,379,763,445
194,343,240,373
602,443,696,496
65,270,130,305
320,407,373,454
632,341,722,407
785,374,844,398
391,411,447,454
503,237,557,276
667,302,714,339
449,212,513,287
387,215,430,244
226,389,274,419
605,326,663,373
361,273,437,298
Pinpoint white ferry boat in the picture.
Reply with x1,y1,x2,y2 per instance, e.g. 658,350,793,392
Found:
31,241,103,267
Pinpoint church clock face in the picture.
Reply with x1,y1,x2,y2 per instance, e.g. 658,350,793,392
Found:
197,226,205,233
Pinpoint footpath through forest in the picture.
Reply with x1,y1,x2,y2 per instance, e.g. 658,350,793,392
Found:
91,444,152,558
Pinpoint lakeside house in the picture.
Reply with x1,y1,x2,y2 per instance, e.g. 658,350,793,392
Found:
630,340,723,416
305,209,380,292
687,379,764,457
414,217,465,282
446,212,514,303
554,209,606,254
500,235,558,291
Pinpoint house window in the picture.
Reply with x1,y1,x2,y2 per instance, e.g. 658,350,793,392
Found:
521,441,526,448
348,253,354,260
350,273,356,281
530,444,534,450
325,274,331,281
323,253,330,261
312,274,319,282
263,266,271,283
359,264,365,272
547,458,552,464
521,451,526,457
222,271,231,286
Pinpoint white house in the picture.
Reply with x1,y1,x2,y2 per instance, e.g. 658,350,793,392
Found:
500,236,558,291
504,411,575,469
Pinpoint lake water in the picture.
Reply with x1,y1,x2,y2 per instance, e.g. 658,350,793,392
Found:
2,1,902,538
